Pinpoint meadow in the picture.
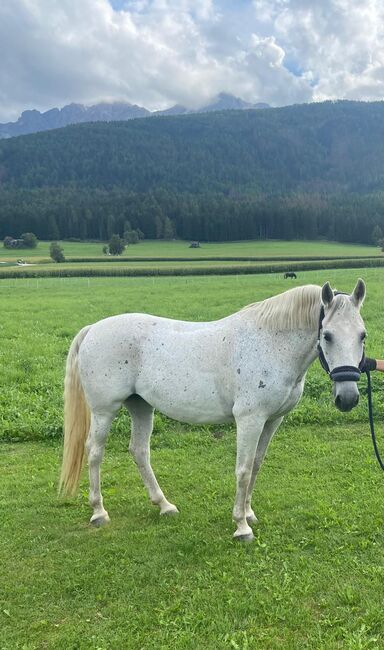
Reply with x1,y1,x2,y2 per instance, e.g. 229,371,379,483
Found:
1,239,382,284
1,266,384,648
0,238,380,262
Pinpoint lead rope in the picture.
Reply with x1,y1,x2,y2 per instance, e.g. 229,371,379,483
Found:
365,370,384,471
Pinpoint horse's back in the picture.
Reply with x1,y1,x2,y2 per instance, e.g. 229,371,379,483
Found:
77,312,236,422
75,310,307,423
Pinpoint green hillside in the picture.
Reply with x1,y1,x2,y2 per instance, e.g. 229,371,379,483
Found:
1,101,384,243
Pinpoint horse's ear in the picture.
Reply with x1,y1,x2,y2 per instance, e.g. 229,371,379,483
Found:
351,278,366,308
321,282,334,307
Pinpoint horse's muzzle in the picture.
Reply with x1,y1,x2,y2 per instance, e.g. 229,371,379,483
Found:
333,381,360,412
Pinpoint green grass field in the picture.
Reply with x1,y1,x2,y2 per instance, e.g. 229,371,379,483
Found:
4,258,383,281
0,238,381,263
0,259,323,275
2,422,384,649
1,268,383,441
1,267,384,648
0,238,382,281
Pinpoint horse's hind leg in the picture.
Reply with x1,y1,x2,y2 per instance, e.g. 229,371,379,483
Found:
245,416,284,525
86,410,116,526
126,395,178,515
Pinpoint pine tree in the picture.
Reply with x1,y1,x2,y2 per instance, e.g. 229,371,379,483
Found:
163,217,175,240
372,224,383,245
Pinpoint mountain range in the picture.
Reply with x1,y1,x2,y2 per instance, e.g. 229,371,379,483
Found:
0,93,269,139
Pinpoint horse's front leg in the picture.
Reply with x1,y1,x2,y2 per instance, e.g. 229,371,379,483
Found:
232,411,266,541
245,416,284,525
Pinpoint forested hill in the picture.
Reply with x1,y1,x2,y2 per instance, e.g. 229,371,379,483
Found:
3,100,384,193
1,100,384,243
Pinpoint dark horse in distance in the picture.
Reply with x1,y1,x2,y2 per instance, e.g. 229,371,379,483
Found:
284,272,297,279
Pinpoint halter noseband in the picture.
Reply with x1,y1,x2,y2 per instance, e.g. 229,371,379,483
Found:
317,292,366,383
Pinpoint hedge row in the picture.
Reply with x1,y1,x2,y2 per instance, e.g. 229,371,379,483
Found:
1,257,384,279
64,254,382,263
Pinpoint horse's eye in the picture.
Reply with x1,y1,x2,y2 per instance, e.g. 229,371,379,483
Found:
360,332,367,341
323,331,332,343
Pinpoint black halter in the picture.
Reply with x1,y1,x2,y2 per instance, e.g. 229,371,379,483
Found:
317,292,366,383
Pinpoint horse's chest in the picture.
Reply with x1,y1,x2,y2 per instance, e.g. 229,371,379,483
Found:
238,368,304,417
273,380,304,417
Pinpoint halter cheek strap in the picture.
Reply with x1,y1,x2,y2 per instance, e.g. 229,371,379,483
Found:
317,296,366,383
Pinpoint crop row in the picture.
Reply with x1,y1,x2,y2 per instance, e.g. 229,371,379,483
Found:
64,254,381,263
1,257,384,279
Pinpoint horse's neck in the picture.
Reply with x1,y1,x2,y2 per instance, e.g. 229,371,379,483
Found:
301,330,319,367
285,327,319,378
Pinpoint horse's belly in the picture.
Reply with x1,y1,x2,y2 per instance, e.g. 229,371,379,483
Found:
154,402,234,425
136,375,234,424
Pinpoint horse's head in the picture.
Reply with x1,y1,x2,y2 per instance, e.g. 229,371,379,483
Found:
319,279,366,412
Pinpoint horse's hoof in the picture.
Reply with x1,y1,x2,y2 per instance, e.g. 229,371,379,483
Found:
246,513,258,525
233,532,255,542
90,513,110,527
160,505,179,516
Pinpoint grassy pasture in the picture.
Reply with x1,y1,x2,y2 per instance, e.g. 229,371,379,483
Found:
1,268,384,648
2,423,384,649
1,257,384,281
1,239,381,283
0,259,318,277
0,238,380,263
1,269,383,442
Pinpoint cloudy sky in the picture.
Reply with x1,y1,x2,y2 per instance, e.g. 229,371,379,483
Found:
1,0,383,122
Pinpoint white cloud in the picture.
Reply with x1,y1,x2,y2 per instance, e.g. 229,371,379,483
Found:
0,0,384,122
260,0,384,101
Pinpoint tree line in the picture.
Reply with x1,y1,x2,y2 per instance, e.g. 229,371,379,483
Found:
0,186,383,244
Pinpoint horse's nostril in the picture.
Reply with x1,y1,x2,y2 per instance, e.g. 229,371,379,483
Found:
335,391,359,412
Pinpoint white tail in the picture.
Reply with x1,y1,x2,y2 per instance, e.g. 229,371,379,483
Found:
59,325,92,497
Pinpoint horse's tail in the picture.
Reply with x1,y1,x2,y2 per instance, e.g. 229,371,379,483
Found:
59,325,92,497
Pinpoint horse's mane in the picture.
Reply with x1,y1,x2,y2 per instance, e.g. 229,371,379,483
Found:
242,284,323,330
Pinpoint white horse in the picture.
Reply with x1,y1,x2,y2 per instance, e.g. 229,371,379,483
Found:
59,280,366,540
